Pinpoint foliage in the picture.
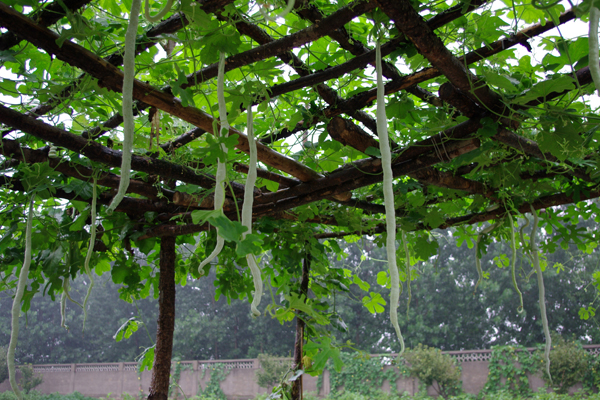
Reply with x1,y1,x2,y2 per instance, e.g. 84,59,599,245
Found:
541,337,589,394
256,354,292,389
403,344,462,399
198,363,230,400
327,352,405,398
18,364,43,394
482,345,541,397
583,350,600,392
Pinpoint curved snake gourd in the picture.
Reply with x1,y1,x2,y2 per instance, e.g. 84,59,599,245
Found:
8,197,34,400
82,176,98,331
107,0,142,214
198,51,228,271
241,105,262,317
144,0,173,22
530,206,552,383
260,0,296,22
590,7,600,95
376,40,404,355
401,230,411,318
474,221,502,294
507,213,524,313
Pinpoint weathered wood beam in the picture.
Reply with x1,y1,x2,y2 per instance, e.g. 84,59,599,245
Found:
322,9,576,121
0,0,91,51
0,175,174,215
0,4,325,184
181,0,376,88
0,139,174,200
314,187,600,239
0,105,251,196
375,0,503,113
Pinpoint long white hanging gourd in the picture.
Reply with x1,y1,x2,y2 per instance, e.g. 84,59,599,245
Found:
107,0,142,214
8,197,34,400
82,176,97,332
260,0,296,22
376,40,405,356
530,206,552,383
507,213,524,313
198,51,228,271
473,221,501,293
401,230,411,317
241,106,263,317
590,7,600,95
144,0,173,22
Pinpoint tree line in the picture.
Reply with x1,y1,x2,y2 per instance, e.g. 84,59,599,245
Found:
1,224,598,364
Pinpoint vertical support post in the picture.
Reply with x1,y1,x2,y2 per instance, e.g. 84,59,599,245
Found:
192,361,198,397
119,362,124,398
291,255,310,400
70,364,76,393
148,236,176,400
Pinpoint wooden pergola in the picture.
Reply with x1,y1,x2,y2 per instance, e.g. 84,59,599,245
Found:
0,0,598,398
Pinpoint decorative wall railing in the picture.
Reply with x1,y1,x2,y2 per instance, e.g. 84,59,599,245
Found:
1,345,598,400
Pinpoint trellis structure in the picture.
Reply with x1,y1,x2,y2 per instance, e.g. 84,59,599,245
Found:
0,0,599,399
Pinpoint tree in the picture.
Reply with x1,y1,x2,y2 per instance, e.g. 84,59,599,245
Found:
0,0,600,398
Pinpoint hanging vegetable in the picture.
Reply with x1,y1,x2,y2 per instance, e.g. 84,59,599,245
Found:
376,40,404,355
144,0,173,22
198,51,228,271
82,176,98,331
590,6,600,94
107,0,142,214
7,197,34,400
260,0,295,22
529,206,552,383
401,230,411,318
474,221,502,294
507,213,524,313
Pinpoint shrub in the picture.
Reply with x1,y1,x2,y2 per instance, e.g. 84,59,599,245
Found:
541,337,588,394
403,344,462,399
19,364,43,394
255,353,291,389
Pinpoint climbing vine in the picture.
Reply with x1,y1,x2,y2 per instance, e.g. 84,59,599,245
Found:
482,345,541,396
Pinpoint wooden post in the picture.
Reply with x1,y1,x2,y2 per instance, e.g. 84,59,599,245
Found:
291,256,310,400
148,236,176,400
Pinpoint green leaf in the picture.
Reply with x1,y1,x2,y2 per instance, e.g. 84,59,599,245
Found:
113,317,140,342
362,292,386,314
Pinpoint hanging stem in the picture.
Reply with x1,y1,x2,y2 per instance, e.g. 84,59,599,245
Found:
8,196,34,400
474,221,502,294
376,40,404,355
508,213,524,313
530,206,552,384
107,0,142,214
241,105,262,317
82,175,97,332
260,0,296,22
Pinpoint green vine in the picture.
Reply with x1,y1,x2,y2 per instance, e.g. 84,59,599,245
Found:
327,352,406,398
482,345,541,396
198,363,230,400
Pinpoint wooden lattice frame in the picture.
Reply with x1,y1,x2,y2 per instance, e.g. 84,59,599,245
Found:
0,0,599,398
